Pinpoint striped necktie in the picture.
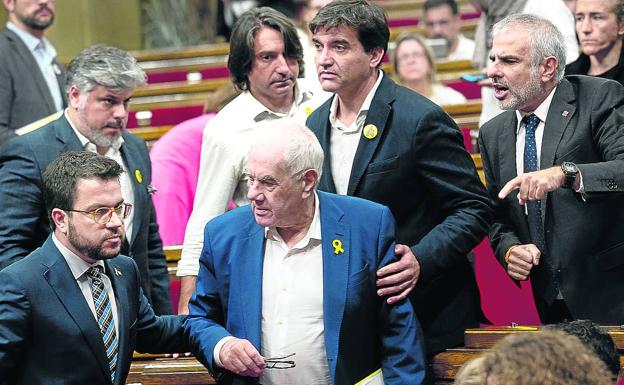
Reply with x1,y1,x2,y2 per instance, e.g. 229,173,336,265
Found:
86,266,119,382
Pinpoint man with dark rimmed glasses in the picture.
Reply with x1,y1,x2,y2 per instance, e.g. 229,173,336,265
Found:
0,151,190,385
185,120,426,385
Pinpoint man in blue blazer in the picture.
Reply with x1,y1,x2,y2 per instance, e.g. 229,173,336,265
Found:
0,44,172,314
0,151,188,385
185,121,426,385
305,0,491,363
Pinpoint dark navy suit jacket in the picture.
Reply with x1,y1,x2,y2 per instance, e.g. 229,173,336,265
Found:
185,191,426,385
0,114,172,314
307,75,492,354
0,236,187,385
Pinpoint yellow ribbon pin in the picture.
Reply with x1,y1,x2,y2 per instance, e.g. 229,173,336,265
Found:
363,124,378,139
304,106,314,116
332,239,344,254
135,169,143,184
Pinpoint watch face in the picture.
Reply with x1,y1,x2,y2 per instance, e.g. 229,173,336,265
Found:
562,162,578,173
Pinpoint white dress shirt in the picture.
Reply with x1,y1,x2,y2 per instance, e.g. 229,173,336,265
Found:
259,193,329,385
65,110,135,241
178,82,326,277
213,194,330,384
329,70,384,195
52,233,120,331
6,22,63,111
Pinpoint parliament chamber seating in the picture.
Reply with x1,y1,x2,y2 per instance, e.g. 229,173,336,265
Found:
127,326,624,384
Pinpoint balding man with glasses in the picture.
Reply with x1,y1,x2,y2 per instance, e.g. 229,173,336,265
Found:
0,151,189,385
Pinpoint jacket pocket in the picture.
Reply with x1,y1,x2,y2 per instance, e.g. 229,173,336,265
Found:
366,156,399,175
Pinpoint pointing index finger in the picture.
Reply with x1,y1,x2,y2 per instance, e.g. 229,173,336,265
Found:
499,177,521,199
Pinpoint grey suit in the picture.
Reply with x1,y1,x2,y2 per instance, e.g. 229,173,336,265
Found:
0,28,66,146
478,75,624,324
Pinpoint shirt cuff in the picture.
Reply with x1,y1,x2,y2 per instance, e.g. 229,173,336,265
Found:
213,336,236,368
575,170,587,201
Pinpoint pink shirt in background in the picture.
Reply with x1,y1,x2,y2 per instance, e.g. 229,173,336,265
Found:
150,114,214,246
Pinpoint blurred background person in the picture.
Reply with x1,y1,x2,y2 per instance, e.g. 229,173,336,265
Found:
482,331,613,385
392,33,467,105
454,356,485,385
423,0,475,60
545,320,622,382
565,0,624,85
0,0,66,146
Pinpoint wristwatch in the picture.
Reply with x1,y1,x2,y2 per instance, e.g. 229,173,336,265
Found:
561,162,579,189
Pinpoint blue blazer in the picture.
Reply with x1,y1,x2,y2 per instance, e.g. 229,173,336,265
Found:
0,236,187,385
307,75,492,354
185,191,426,385
0,114,172,314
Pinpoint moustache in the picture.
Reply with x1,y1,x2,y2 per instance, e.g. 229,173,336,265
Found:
105,120,124,129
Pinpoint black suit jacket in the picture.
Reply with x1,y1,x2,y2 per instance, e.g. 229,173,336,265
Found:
0,28,66,145
0,114,172,314
307,75,492,354
0,236,187,385
478,76,624,324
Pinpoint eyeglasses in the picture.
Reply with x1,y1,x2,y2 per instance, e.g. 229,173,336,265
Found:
63,203,133,224
265,353,296,369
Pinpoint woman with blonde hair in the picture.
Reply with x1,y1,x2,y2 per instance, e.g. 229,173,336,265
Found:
392,33,467,105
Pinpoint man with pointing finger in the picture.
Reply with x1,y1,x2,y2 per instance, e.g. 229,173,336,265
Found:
478,13,624,325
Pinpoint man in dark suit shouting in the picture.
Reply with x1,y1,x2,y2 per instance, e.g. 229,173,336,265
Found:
0,44,172,315
0,151,188,385
305,0,491,368
478,13,624,324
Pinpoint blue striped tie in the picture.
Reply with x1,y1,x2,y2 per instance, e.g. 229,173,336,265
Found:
87,266,119,383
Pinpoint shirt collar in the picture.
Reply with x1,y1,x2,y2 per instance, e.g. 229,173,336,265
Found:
7,21,56,57
250,80,313,122
52,233,106,281
329,70,384,129
515,86,557,134
64,109,124,151
264,191,322,246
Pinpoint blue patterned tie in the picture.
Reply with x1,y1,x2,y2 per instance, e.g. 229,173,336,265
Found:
523,114,546,252
87,266,119,382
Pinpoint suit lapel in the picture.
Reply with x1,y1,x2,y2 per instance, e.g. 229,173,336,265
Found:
347,76,393,196
498,112,530,231
234,223,265,349
540,79,576,219
318,192,349,378
41,238,112,381
5,29,56,112
120,137,145,247
316,99,338,193
105,259,131,383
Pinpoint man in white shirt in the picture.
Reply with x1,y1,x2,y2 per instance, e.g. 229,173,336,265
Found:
423,0,475,61
178,6,414,314
478,14,624,325
185,120,426,385
0,0,66,145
